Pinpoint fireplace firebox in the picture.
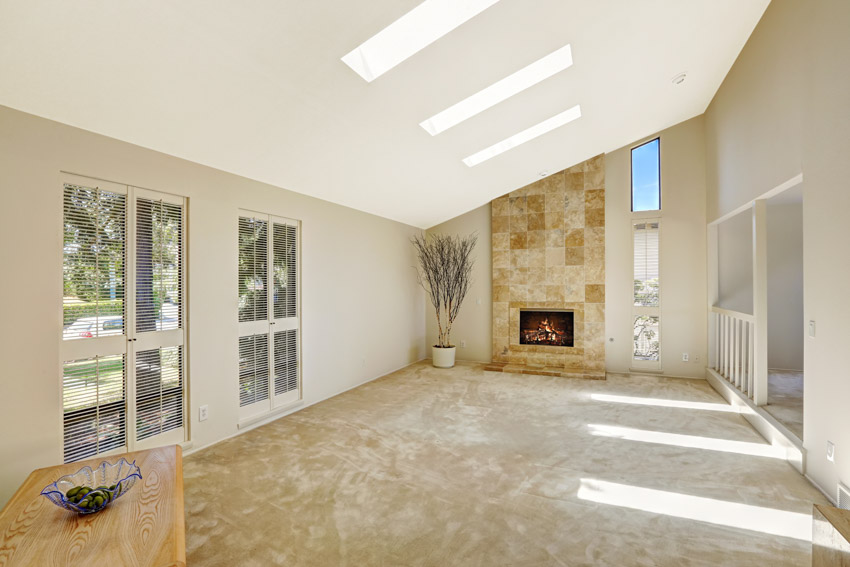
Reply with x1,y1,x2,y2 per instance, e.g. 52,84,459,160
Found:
519,310,574,347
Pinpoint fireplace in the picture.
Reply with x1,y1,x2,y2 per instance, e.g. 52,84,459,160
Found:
519,310,574,347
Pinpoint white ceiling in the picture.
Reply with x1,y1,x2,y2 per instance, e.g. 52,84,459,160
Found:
0,0,768,228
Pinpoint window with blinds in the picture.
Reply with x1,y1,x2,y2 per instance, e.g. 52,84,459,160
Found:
632,219,661,366
62,175,187,463
63,184,126,340
62,355,126,462
238,217,268,323
239,334,270,406
137,198,183,332
238,212,300,419
136,346,183,441
633,221,660,307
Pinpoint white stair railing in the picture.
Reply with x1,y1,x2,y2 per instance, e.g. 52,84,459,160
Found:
710,307,761,401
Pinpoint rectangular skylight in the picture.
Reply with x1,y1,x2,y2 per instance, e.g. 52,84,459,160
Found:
462,105,582,167
341,0,501,83
420,44,573,136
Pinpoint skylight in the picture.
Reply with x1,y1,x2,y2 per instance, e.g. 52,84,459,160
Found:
341,0,502,83
420,44,573,136
462,105,582,167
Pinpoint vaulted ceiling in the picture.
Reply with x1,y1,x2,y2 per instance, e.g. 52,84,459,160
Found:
0,1,768,228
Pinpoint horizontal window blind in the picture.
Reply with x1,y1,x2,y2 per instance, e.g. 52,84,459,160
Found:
274,329,298,396
239,334,270,407
238,217,268,323
137,198,183,333
136,346,183,442
273,222,297,319
63,355,126,462
633,221,660,307
63,184,126,340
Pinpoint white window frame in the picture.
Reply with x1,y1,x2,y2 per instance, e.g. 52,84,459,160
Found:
60,173,188,463
631,214,661,371
237,209,302,425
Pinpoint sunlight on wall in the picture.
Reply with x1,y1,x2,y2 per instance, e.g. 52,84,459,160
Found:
577,478,811,541
588,423,786,459
590,393,738,413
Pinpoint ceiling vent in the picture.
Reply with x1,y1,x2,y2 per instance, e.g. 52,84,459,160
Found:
838,483,850,510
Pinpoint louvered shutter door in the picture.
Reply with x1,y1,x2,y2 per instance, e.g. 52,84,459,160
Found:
274,329,298,396
239,334,270,406
136,346,183,441
63,355,127,462
63,184,126,340
136,198,183,333
271,220,299,406
238,217,268,323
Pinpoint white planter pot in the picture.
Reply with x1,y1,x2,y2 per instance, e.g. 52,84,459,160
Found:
432,346,457,368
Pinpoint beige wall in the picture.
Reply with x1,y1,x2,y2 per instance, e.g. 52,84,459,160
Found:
717,210,753,314
0,105,426,506
424,205,492,362
605,116,707,378
704,0,807,221
767,198,804,371
704,0,850,498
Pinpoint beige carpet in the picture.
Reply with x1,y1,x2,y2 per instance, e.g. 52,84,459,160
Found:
184,361,827,566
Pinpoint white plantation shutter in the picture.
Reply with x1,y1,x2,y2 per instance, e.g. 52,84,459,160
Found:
136,198,183,333
274,329,298,396
135,346,183,441
238,217,268,323
63,355,127,462
63,184,126,340
238,212,300,420
633,221,660,307
62,175,187,462
239,334,270,406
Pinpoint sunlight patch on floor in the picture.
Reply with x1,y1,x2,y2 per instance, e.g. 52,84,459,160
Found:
577,478,811,541
588,423,786,459
591,393,738,413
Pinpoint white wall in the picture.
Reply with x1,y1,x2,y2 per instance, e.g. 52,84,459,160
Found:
605,116,707,378
716,210,753,314
424,204,492,363
704,0,850,498
0,105,425,506
767,197,804,371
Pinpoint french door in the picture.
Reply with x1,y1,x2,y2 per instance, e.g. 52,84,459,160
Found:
61,174,186,463
237,211,300,422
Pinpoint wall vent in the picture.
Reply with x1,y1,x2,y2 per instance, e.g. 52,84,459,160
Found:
838,483,850,510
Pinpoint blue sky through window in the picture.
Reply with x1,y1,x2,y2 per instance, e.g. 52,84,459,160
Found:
632,138,660,211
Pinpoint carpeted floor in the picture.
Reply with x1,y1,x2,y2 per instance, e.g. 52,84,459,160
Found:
184,361,826,566
765,369,804,439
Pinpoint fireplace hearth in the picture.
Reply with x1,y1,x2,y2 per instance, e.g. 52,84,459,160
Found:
519,310,574,347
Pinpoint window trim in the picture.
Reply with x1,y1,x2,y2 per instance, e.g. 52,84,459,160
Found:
631,217,661,371
630,137,661,213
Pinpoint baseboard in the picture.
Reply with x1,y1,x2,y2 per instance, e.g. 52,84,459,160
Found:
184,358,426,458
806,473,838,506
607,370,707,381
704,367,805,474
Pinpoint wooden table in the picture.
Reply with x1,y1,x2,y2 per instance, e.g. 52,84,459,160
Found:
0,445,185,567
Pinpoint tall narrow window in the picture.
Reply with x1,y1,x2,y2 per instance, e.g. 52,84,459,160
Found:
237,211,301,423
631,138,660,212
62,175,187,462
632,220,660,368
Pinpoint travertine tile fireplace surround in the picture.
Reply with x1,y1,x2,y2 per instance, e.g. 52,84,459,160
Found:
484,154,605,379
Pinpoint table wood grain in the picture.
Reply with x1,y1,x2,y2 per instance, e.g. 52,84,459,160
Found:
0,445,185,567
813,504,850,566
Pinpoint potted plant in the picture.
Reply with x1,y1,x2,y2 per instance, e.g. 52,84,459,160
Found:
412,233,477,368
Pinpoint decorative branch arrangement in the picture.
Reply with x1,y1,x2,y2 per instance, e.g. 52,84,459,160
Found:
412,233,477,348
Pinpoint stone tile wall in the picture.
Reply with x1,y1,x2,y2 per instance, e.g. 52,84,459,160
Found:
490,154,605,378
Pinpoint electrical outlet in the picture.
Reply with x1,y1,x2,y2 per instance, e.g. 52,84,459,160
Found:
828,441,835,462
809,320,816,338
694,355,700,363
361,358,366,367
199,405,209,422
682,353,689,362
460,340,467,348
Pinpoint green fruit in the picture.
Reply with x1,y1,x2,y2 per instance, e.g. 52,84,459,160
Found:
66,487,81,499
93,496,104,507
